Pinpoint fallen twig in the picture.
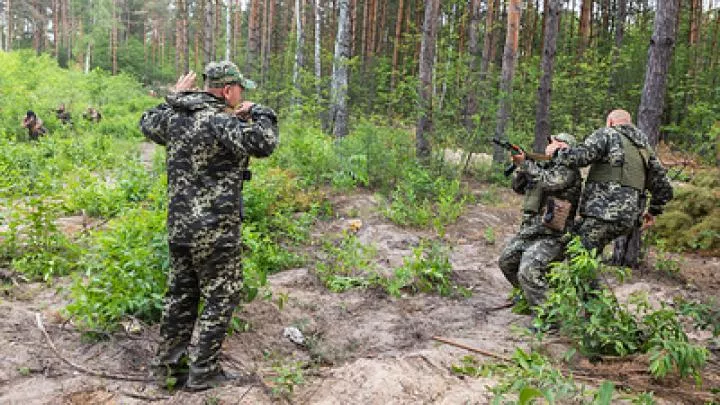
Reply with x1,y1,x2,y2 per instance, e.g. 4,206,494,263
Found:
117,389,170,402
431,336,511,362
35,312,153,382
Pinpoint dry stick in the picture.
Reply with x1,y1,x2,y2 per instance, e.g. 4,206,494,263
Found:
431,336,511,362
35,313,153,382
116,389,170,402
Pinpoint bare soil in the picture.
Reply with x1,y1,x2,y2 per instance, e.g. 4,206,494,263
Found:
1,184,718,404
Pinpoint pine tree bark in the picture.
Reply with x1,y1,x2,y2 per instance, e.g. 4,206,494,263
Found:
330,0,350,137
246,0,260,75
112,0,118,74
493,0,522,164
578,0,592,57
390,0,404,90
533,0,561,153
463,0,481,132
479,0,495,81
613,0,680,268
204,0,214,66
415,0,440,160
264,0,274,83
350,0,356,57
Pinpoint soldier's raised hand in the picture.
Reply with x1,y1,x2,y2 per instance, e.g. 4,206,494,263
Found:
172,71,197,92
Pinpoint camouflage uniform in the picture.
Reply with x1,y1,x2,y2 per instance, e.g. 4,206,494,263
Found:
554,124,673,253
139,61,278,383
56,105,73,126
22,111,47,141
498,140,582,307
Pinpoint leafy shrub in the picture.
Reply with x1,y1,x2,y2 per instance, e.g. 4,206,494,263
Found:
66,208,169,330
535,238,708,380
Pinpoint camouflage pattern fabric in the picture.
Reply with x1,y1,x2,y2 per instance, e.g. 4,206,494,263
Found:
154,243,243,376
140,91,278,247
140,90,278,380
572,216,633,255
498,158,582,307
204,61,257,89
555,124,673,222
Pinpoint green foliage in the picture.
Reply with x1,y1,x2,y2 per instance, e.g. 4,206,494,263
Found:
0,198,79,281
315,232,377,291
65,208,169,331
270,361,306,398
535,238,708,380
653,183,720,253
385,241,457,297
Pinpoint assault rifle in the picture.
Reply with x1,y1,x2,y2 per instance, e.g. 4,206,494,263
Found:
492,138,551,176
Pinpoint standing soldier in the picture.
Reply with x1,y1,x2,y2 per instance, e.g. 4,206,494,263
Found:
498,133,582,308
21,110,47,141
55,103,73,126
140,61,278,390
554,109,673,255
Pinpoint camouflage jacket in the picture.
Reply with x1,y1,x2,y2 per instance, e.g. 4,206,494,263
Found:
555,124,673,222
140,91,278,246
513,157,582,238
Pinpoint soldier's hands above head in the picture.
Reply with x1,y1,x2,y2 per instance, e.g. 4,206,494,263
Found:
511,151,526,164
172,71,197,92
641,212,656,231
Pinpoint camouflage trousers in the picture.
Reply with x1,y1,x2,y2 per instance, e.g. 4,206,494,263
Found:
155,242,243,377
573,217,634,255
498,234,566,307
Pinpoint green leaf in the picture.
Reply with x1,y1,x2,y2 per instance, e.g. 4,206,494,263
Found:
518,387,544,405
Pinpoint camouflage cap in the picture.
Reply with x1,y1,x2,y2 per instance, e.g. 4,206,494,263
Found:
551,132,576,146
203,61,257,89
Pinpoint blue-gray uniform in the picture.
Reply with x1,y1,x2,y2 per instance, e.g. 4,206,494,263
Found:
140,63,278,388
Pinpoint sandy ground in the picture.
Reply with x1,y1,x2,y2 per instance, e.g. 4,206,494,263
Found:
0,145,718,404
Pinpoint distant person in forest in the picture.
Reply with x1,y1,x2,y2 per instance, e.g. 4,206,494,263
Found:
498,133,582,309
83,107,102,123
55,103,73,126
140,61,278,391
554,109,673,256
21,110,47,141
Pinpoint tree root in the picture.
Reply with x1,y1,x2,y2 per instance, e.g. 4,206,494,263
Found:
35,312,153,382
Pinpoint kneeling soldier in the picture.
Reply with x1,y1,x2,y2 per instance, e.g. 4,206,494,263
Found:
498,133,581,308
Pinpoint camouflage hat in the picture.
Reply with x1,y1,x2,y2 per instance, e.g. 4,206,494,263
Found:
551,132,576,146
203,61,257,89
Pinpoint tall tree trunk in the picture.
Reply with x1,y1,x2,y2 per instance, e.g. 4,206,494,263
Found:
361,0,368,64
415,0,440,160
293,0,305,105
480,0,496,81
246,0,260,75
225,0,231,60
314,0,321,99
264,0,274,83
112,0,118,74
350,0,356,57
390,0,404,90
613,0,680,268
609,0,626,94
578,0,592,57
52,0,59,57
533,0,561,153
601,0,609,40
330,0,350,137
204,0,214,66
638,0,679,146
492,0,521,164
463,0,482,131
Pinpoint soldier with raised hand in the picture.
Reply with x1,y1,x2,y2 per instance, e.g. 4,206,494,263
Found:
22,110,47,141
140,61,278,391
554,109,673,256
498,133,582,309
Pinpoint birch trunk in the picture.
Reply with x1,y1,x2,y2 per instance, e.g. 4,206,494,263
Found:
330,0,350,137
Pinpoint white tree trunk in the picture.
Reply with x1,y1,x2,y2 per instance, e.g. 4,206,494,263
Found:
225,0,231,60
330,0,350,137
293,0,305,105
314,0,322,99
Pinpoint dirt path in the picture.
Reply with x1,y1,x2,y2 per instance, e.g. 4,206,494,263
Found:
0,187,717,404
